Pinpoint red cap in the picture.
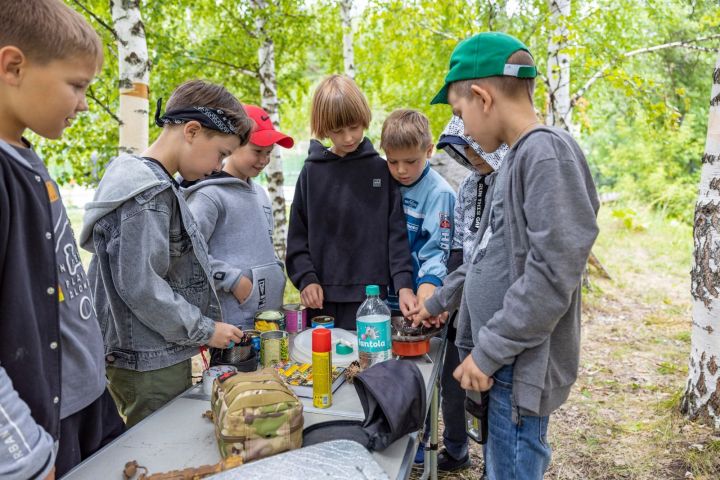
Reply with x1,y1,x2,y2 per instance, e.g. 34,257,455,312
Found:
243,105,294,149
312,328,331,353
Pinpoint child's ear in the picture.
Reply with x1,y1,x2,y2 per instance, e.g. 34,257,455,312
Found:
183,121,202,143
470,84,493,113
0,46,26,86
426,143,434,159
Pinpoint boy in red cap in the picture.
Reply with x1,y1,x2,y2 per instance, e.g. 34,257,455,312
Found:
186,105,294,329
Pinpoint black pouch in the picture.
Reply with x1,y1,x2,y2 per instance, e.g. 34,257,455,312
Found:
465,390,489,444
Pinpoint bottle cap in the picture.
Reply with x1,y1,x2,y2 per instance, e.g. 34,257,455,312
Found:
365,285,380,296
335,341,354,355
312,327,331,353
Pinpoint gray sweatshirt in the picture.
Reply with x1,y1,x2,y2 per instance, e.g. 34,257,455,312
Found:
426,127,599,417
185,173,285,329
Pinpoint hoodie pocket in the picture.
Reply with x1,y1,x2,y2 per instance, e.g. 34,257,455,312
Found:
237,262,286,313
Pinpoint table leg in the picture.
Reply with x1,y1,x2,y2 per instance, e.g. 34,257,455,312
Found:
420,378,440,480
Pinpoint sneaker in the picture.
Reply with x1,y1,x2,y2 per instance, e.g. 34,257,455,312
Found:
413,444,425,464
437,448,471,472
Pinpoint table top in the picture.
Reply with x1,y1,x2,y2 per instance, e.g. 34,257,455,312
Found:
64,336,445,480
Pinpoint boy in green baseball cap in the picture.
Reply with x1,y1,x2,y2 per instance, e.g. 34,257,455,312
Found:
414,32,600,479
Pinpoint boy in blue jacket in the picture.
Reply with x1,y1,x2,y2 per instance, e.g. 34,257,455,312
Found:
380,109,456,311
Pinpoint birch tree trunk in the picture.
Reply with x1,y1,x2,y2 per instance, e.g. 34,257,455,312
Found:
682,53,720,427
341,0,355,79
110,0,150,154
252,0,287,260
546,0,573,132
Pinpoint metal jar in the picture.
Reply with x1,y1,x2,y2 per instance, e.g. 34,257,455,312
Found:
254,309,286,332
283,303,307,333
260,330,289,367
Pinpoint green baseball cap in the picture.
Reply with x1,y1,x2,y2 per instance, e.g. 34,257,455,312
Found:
431,32,537,105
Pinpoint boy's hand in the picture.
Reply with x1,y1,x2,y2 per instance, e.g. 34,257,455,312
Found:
408,297,448,328
453,355,494,392
301,283,324,309
208,322,243,349
232,276,253,304
44,467,55,480
416,283,436,305
398,288,417,318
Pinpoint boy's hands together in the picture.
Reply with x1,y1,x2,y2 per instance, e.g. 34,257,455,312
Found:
301,283,324,309
232,276,253,304
208,322,243,349
398,288,417,318
454,355,493,392
416,283,436,305
408,295,449,328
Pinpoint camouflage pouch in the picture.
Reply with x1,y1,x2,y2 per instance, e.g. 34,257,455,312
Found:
211,368,304,462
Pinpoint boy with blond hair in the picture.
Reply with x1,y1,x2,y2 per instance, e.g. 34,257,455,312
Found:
0,1,125,477
415,32,600,478
286,75,415,329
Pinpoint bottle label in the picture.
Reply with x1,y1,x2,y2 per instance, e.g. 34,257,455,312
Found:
356,316,391,353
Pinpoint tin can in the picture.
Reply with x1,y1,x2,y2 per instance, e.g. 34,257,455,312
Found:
311,315,334,329
260,330,289,367
283,304,307,333
254,309,285,332
244,330,262,357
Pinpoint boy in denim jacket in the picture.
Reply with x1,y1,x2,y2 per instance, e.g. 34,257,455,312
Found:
80,80,251,427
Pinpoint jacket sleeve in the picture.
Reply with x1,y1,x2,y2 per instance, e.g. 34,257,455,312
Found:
471,154,600,376
417,191,455,286
423,259,468,316
285,166,319,291
110,193,216,346
186,191,245,293
387,179,414,291
0,367,56,480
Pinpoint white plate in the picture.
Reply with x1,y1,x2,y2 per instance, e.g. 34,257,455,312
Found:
291,327,358,367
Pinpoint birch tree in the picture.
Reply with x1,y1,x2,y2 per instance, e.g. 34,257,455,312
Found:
341,0,355,79
110,0,150,154
546,0,572,131
682,52,720,427
250,0,288,260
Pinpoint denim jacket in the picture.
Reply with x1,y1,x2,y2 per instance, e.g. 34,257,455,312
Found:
80,155,221,371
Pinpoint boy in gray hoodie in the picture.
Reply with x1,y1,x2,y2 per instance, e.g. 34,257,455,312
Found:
414,33,599,479
417,115,507,472
185,105,294,329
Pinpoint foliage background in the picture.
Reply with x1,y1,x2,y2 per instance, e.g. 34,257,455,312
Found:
45,0,720,223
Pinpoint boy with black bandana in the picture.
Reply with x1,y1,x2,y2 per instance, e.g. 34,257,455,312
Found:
80,80,252,427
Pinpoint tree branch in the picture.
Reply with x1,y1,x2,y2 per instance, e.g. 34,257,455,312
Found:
70,0,119,42
571,33,720,107
184,52,259,79
87,87,121,124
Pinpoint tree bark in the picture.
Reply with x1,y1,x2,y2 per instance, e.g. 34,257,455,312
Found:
110,0,150,155
682,52,720,428
252,0,288,261
546,0,572,131
341,0,355,79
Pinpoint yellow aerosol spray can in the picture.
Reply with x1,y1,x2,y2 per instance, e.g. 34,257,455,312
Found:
312,328,332,408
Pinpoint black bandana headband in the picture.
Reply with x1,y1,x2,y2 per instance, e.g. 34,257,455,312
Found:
154,98,239,136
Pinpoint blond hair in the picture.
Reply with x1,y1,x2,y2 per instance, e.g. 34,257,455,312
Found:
311,75,371,139
0,0,103,66
449,50,536,104
380,109,432,151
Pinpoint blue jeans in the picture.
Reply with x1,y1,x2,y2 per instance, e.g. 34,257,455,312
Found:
485,365,551,480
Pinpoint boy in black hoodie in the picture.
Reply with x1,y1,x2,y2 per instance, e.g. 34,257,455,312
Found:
286,75,415,329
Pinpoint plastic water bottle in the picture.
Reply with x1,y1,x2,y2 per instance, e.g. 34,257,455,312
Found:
356,285,392,370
